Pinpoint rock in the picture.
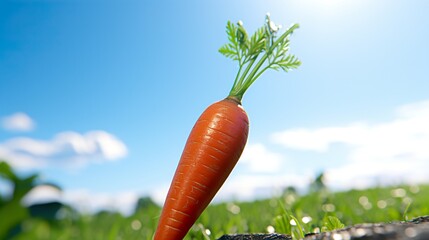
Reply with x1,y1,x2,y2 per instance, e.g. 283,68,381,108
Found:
218,233,291,240
218,216,429,240
304,223,429,240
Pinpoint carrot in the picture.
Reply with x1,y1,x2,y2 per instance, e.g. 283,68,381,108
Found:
154,14,301,240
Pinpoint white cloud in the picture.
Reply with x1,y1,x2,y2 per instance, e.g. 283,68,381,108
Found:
22,185,62,206
239,143,283,173
23,186,139,216
214,173,312,202
271,123,368,152
0,131,128,169
62,189,139,216
150,184,169,206
271,99,429,189
1,112,35,132
150,173,312,207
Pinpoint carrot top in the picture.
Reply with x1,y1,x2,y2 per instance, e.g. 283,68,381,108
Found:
219,13,301,102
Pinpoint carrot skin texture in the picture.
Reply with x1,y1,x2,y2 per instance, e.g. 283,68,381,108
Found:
154,98,249,240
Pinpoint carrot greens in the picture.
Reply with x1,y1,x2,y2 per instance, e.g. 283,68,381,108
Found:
219,13,301,101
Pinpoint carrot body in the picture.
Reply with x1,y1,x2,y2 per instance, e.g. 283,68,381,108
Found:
154,98,249,240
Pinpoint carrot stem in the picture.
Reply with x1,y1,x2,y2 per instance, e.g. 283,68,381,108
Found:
223,17,300,101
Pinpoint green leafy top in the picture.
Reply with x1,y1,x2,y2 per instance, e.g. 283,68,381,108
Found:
219,13,301,102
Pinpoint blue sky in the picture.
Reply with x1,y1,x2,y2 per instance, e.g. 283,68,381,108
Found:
1,0,429,215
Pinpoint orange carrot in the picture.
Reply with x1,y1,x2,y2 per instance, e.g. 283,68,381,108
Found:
154,14,301,239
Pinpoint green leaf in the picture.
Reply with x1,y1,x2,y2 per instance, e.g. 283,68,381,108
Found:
273,55,301,72
226,21,238,46
290,215,305,240
219,21,242,62
247,26,266,60
0,161,17,181
322,216,345,232
0,199,29,239
13,174,39,200
274,214,292,235
219,44,238,60
236,23,249,52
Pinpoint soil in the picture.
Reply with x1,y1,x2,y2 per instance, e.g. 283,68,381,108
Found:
218,215,429,240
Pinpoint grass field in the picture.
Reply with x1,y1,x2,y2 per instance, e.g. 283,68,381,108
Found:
7,183,429,240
